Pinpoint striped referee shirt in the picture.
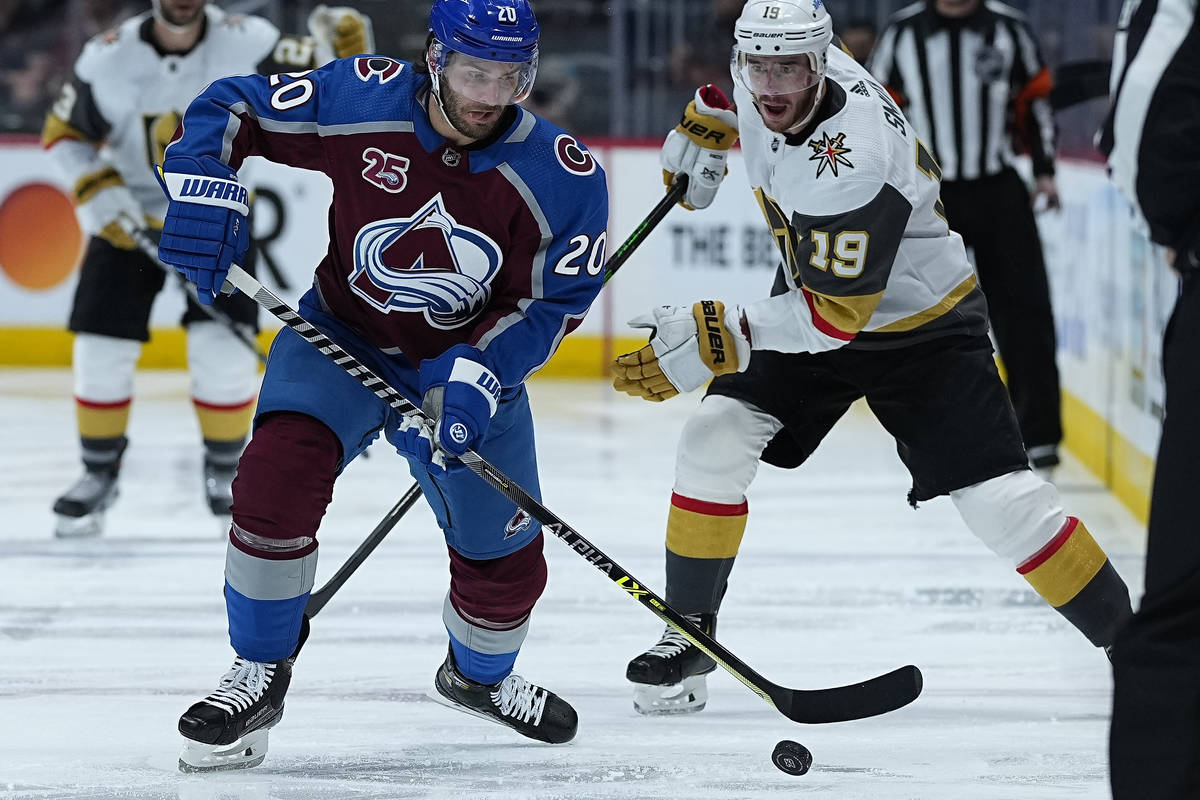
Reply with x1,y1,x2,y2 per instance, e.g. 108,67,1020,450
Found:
868,1,1057,182
1099,0,1200,257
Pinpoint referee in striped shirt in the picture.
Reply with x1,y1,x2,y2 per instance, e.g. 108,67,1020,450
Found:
869,0,1062,474
1101,1,1200,796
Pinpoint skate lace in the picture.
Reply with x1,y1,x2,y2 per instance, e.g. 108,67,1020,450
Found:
645,614,703,659
202,658,273,715
491,674,547,725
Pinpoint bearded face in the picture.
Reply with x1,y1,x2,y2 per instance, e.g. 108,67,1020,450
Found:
154,0,205,29
436,77,506,141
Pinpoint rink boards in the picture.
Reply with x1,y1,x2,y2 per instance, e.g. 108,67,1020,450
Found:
0,137,1169,520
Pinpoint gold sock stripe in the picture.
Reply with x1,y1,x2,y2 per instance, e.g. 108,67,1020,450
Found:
76,397,131,439
73,167,124,205
1017,518,1108,607
194,398,255,443
665,496,748,559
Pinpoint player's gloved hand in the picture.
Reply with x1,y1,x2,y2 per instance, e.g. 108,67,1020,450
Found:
387,414,446,473
76,181,145,250
419,344,501,458
613,301,751,401
308,4,374,62
156,154,249,306
661,84,739,210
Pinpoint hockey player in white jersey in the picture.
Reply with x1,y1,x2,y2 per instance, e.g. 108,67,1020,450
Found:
613,0,1134,715
42,0,372,537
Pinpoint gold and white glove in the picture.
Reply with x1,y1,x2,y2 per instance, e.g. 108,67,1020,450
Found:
661,84,739,210
307,5,375,62
612,301,751,402
75,176,145,250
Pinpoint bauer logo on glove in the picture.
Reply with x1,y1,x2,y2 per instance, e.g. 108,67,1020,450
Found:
612,300,752,402
661,85,739,211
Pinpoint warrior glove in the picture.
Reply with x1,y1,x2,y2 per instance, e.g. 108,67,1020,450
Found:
156,155,249,306
661,85,739,210
613,301,751,402
419,344,501,459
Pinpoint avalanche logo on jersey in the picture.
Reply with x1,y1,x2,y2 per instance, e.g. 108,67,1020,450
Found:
807,131,854,178
349,194,503,328
554,134,596,176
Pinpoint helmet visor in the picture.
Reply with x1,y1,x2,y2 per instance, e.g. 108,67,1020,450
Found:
732,49,824,97
433,43,538,105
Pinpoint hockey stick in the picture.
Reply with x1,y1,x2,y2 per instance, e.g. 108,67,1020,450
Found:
295,179,688,619
304,480,424,617
603,175,687,283
125,222,268,365
220,257,922,725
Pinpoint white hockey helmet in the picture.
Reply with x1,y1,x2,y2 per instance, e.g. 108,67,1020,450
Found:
731,0,834,97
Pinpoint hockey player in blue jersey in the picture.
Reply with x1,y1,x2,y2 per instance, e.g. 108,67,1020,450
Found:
154,0,609,772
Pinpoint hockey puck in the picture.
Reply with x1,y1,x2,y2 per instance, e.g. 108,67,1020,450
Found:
771,739,812,776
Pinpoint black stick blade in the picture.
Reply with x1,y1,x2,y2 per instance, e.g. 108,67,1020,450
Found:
775,664,923,724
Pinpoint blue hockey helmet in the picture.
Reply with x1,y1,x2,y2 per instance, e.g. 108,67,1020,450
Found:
427,0,539,102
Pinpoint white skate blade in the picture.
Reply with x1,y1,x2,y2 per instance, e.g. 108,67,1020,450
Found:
428,689,506,728
632,674,709,716
427,688,568,743
54,512,104,539
178,728,270,773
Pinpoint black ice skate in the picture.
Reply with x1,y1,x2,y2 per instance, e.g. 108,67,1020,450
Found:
52,436,127,538
177,618,308,773
203,440,241,516
626,613,717,715
433,647,578,744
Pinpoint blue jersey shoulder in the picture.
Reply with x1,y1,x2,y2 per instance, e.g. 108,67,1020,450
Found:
313,56,425,126
483,108,608,235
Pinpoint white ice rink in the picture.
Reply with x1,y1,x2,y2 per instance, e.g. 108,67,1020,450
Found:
0,368,1145,799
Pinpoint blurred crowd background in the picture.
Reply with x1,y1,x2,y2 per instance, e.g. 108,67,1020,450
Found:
0,0,1123,155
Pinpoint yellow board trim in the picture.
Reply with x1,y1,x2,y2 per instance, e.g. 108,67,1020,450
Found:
1060,385,1153,524
0,327,1156,526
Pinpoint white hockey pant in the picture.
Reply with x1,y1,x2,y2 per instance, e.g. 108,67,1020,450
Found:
186,320,259,406
951,469,1068,564
674,395,783,503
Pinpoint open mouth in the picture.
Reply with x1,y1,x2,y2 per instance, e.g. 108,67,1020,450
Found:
758,98,790,120
464,109,498,124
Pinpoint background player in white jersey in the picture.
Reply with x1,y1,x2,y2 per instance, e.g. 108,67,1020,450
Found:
153,0,608,771
612,0,1133,716
41,0,372,538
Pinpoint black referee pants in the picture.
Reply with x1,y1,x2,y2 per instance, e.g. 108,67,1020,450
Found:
1110,271,1200,800
940,168,1062,453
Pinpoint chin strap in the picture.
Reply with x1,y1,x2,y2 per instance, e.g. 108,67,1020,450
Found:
425,58,476,140
783,79,828,135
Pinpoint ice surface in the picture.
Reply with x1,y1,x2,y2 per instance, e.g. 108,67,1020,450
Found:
0,369,1144,799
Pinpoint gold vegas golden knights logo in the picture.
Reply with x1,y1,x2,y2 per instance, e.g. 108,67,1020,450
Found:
807,131,854,178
